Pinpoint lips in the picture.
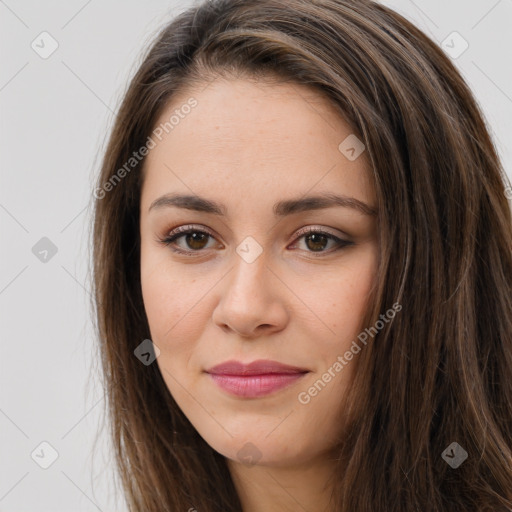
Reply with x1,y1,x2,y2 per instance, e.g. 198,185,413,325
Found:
205,359,309,376
205,359,310,398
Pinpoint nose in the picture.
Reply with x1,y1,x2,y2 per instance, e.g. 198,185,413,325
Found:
211,250,289,339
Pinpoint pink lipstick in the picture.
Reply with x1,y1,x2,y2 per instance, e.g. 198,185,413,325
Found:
205,359,309,398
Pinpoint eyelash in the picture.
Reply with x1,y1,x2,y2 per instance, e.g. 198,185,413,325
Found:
157,224,353,257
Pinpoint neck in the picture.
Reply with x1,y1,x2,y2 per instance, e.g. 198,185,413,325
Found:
227,452,337,512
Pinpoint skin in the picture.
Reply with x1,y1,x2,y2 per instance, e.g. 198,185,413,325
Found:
139,76,379,512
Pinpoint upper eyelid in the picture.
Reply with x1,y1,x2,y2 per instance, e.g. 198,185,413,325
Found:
162,225,351,255
158,224,355,259
165,224,347,241
294,225,346,239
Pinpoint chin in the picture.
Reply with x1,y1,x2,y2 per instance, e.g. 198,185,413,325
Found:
199,428,315,469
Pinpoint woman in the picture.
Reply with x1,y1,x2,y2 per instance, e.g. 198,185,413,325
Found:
91,0,512,510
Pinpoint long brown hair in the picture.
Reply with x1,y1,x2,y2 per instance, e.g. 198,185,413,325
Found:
90,0,512,510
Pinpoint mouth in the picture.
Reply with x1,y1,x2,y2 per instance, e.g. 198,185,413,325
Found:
204,359,310,398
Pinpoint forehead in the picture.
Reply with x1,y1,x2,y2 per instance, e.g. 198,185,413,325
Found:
140,77,375,211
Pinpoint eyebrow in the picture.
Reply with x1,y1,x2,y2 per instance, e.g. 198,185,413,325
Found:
148,192,377,217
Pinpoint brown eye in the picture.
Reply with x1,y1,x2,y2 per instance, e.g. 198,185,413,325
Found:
159,225,352,257
159,226,218,255
304,232,330,252
182,232,210,250
290,228,353,255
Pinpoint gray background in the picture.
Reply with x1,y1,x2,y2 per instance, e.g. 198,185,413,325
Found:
1,0,511,510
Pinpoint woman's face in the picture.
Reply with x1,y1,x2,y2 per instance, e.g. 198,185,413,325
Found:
139,76,378,468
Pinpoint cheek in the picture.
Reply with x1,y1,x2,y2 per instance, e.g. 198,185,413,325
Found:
294,247,377,339
140,250,213,370
141,275,197,390
141,273,176,337
335,264,375,331
140,248,193,346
